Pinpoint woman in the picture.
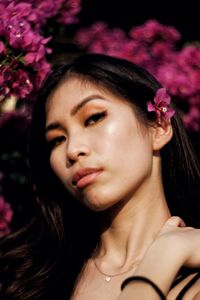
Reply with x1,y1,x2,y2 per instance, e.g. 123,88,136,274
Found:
1,53,200,300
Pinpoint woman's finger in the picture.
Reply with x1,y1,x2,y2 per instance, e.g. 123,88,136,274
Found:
163,216,186,228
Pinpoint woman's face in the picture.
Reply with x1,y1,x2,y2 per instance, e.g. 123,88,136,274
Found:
45,77,155,211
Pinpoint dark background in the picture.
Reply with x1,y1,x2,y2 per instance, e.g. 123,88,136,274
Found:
78,0,200,42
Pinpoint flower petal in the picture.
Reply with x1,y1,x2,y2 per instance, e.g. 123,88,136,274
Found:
147,101,156,112
163,108,176,121
154,87,171,106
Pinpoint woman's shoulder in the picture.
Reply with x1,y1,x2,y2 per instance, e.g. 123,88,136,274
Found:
168,267,200,300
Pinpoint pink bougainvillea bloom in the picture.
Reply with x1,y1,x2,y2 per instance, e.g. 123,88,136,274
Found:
0,40,5,54
0,195,13,238
147,87,176,122
0,0,78,102
12,69,33,98
58,0,82,24
129,19,181,43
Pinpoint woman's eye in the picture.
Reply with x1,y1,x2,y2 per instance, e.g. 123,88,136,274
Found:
84,111,106,126
47,136,65,150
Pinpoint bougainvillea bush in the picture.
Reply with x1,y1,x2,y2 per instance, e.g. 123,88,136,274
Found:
0,0,81,102
0,0,82,237
75,20,200,131
0,3,199,238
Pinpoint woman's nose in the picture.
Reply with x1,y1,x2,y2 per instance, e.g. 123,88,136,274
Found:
66,137,91,166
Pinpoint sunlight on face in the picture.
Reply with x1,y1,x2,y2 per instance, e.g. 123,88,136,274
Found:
45,77,155,211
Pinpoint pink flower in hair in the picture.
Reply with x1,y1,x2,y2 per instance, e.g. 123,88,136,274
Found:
147,87,175,122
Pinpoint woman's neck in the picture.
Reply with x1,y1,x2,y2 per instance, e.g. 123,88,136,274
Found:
95,185,171,271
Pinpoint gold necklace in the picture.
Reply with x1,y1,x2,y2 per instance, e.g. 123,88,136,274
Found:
93,258,138,283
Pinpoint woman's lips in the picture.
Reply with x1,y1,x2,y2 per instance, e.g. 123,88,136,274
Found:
76,169,102,189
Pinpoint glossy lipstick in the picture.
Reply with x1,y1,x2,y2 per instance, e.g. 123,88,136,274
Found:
72,168,102,189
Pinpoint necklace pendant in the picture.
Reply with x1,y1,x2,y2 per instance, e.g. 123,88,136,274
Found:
105,276,111,282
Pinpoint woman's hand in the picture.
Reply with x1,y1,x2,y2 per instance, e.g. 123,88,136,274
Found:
117,216,200,300
154,216,200,269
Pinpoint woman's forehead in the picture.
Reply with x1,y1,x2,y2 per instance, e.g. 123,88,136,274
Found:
45,76,121,113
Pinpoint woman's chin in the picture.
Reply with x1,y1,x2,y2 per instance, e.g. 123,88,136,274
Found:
83,200,111,212
82,195,116,212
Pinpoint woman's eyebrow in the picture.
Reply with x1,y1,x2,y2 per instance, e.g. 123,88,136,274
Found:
71,94,106,116
46,95,107,133
45,122,62,134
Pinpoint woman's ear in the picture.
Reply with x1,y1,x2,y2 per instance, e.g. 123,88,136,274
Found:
151,121,173,151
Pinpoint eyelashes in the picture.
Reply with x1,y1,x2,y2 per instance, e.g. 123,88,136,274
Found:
47,111,107,150
84,111,106,126
47,136,66,150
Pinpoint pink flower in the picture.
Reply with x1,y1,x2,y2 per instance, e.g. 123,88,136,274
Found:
147,88,176,122
12,69,33,98
0,40,5,54
57,0,82,24
0,195,13,238
129,19,181,43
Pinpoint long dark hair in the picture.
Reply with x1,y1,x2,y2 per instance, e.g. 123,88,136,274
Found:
1,53,200,299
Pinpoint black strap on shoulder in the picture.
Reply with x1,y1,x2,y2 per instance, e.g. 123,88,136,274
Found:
176,272,200,300
171,267,200,289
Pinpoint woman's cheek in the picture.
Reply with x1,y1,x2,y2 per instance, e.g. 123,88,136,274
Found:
93,119,120,141
89,121,119,156
49,149,64,176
